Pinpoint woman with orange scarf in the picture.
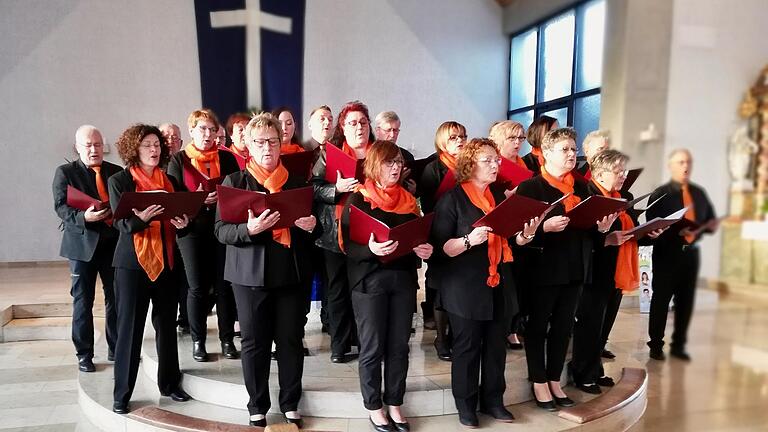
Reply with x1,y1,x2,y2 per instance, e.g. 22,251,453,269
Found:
432,138,540,428
340,140,433,432
214,113,316,428
516,128,617,411
167,109,241,363
108,125,191,415
311,100,373,363
521,115,559,173
417,121,467,361
569,150,664,394
272,106,305,154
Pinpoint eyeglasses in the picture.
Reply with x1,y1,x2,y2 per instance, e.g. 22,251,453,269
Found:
195,125,218,133
383,158,405,168
251,138,280,148
448,134,467,142
508,135,526,141
378,127,401,134
345,119,369,128
612,169,629,177
477,157,502,166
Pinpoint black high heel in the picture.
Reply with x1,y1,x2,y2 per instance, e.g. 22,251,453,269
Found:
531,384,557,411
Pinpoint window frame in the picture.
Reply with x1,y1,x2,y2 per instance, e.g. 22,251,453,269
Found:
507,0,603,129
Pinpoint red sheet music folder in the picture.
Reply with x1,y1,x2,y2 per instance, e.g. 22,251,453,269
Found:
565,195,629,229
66,186,108,211
472,193,567,238
324,144,365,183
112,191,208,220
496,158,533,187
181,157,224,192
281,151,315,180
348,206,434,263
216,185,313,229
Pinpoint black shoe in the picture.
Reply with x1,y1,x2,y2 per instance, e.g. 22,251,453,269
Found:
107,350,115,362
458,411,479,428
553,394,575,407
331,353,346,363
284,413,303,428
192,341,208,362
303,347,311,356
434,339,452,361
506,341,524,350
112,401,130,414
369,416,393,431
596,376,615,387
321,323,329,333
162,387,191,402
531,385,557,411
601,349,616,359
78,358,96,373
576,383,602,394
271,350,278,360
649,348,666,361
388,414,410,431
249,417,267,427
670,348,691,361
221,341,239,359
479,406,515,422
233,330,241,338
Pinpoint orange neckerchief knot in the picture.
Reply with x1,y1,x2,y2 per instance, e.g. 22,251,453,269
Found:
247,159,291,247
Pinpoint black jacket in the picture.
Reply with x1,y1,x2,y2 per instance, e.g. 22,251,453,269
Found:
521,152,542,173
53,159,121,261
645,180,716,257
417,159,449,214
214,170,315,287
515,174,595,286
431,185,516,321
107,168,188,271
340,192,422,292
310,144,346,253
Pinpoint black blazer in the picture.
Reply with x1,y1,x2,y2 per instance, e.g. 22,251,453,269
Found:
417,159,449,214
166,150,240,236
107,168,188,271
214,170,314,288
645,180,716,256
53,159,121,261
521,152,542,173
515,174,595,286
431,185,516,321
340,192,422,292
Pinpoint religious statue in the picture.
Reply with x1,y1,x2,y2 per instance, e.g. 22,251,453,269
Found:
737,64,768,218
728,126,758,192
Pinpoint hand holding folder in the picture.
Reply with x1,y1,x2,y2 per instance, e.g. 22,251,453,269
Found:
217,185,313,229
565,195,629,229
112,191,208,220
66,185,109,211
623,207,687,239
348,206,434,263
324,144,365,183
472,193,567,238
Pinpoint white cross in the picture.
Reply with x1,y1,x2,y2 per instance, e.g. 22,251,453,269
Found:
210,0,292,109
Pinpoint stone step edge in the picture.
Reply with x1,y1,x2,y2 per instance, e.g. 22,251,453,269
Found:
558,367,648,424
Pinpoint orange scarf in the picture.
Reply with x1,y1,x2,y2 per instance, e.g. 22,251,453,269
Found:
510,156,528,169
593,180,640,293
280,143,304,154
128,166,175,281
438,152,457,172
541,167,581,212
681,183,697,244
530,147,545,168
460,182,513,287
359,179,420,215
246,159,291,247
185,144,221,178
229,144,249,160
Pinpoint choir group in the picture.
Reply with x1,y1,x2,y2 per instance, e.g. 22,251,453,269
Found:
52,100,717,430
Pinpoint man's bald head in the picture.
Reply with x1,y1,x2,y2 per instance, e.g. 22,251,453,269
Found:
74,125,104,167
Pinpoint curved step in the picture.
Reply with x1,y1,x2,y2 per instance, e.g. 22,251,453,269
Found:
558,367,648,424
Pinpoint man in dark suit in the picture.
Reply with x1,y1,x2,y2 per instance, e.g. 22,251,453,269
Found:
52,125,121,372
646,148,718,361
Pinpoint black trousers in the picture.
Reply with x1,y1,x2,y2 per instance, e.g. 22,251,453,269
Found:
324,250,356,355
570,282,612,385
600,289,623,350
232,283,304,415
525,282,582,383
447,312,507,415
173,248,189,327
113,268,181,404
648,247,700,350
351,270,415,410
69,240,117,360
180,234,236,343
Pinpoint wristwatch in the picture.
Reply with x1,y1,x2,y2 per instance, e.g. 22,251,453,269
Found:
463,234,471,250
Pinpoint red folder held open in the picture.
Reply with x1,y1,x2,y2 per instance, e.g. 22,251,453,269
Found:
281,151,315,180
348,206,434,263
472,193,567,238
565,195,629,229
112,191,208,220
324,144,365,183
181,157,224,192
496,158,533,188
217,185,313,229
66,185,109,211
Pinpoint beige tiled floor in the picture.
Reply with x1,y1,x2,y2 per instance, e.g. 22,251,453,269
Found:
2,263,768,430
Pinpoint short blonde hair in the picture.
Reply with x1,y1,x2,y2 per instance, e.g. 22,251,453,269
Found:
590,149,629,177
582,130,611,161
434,121,466,154
488,120,524,146
245,112,281,142
187,109,220,131
455,138,499,183
541,127,577,152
